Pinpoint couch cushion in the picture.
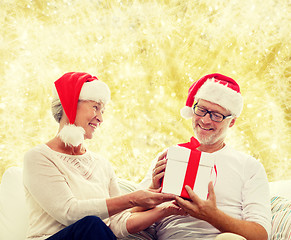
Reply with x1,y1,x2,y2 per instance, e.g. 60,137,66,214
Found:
269,179,291,199
271,196,291,240
118,178,139,194
0,166,28,240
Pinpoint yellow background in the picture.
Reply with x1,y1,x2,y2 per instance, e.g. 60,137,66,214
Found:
0,0,290,182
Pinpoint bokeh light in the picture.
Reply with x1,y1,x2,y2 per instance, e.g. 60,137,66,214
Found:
0,0,290,183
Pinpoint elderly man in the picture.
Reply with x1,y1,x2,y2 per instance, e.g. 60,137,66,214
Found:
139,73,271,240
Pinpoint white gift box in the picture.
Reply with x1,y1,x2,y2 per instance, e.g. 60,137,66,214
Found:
161,145,214,200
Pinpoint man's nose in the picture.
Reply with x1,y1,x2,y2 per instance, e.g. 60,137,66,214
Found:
201,112,212,123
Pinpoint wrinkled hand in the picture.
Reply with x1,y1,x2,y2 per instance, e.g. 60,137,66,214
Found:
150,150,168,189
175,182,218,222
132,188,176,210
158,200,188,217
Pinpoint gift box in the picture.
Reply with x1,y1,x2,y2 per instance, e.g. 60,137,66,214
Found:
161,145,214,200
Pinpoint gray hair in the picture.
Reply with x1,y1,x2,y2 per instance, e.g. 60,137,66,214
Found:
51,98,63,123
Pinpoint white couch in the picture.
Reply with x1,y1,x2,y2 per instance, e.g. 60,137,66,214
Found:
0,167,290,240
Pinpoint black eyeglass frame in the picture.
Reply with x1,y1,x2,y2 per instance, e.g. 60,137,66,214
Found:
193,103,232,122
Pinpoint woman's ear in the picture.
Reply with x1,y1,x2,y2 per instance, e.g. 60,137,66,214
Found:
59,111,70,126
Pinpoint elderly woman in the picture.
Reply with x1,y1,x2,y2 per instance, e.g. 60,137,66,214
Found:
23,72,184,240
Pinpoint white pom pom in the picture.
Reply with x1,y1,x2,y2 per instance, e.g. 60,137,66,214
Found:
180,106,194,119
58,124,85,147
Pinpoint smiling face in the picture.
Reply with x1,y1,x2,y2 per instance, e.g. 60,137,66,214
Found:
192,99,236,152
74,100,105,140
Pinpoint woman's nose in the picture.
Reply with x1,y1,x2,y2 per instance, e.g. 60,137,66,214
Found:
96,112,103,123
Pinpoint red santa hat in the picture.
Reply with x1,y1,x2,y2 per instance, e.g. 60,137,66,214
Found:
180,73,243,119
53,72,111,146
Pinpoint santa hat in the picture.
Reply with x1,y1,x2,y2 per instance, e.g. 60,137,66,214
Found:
53,72,111,147
180,73,243,119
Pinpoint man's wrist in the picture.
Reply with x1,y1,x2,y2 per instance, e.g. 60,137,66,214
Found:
207,208,226,228
149,183,157,189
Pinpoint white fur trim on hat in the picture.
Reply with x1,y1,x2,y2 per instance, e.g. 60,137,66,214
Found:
58,124,85,147
195,79,243,117
180,106,194,119
79,80,111,104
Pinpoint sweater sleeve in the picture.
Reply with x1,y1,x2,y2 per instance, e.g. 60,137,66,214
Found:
106,167,131,237
109,210,131,238
241,158,272,238
23,149,109,226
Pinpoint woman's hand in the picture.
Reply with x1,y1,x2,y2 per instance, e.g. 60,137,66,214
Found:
150,150,168,189
130,188,175,210
158,200,188,217
126,200,187,235
107,187,175,217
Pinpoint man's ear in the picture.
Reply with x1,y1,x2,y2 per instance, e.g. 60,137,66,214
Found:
229,117,236,128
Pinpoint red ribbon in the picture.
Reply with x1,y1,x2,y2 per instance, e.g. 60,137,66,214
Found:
180,149,201,199
178,137,200,150
178,137,201,199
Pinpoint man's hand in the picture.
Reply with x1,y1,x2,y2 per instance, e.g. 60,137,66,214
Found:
150,150,168,189
175,182,268,240
175,182,218,222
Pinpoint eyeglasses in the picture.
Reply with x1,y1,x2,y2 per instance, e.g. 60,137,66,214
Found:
193,103,232,122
